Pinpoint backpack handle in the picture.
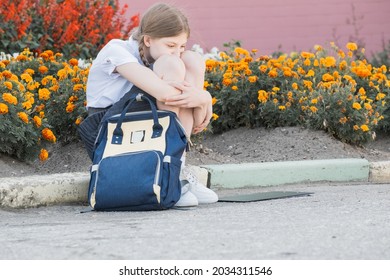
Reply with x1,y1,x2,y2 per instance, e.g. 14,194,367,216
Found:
111,93,163,144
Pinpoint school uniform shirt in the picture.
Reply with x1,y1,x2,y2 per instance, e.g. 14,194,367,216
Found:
86,36,144,109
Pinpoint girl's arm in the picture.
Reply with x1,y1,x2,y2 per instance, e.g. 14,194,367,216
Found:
116,62,209,109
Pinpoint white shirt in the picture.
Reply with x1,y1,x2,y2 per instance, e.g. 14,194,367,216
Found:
86,37,144,108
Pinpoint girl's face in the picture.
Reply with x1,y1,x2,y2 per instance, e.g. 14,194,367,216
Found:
144,32,188,62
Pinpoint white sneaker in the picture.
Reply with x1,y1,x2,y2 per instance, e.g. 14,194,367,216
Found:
174,180,198,207
182,167,218,204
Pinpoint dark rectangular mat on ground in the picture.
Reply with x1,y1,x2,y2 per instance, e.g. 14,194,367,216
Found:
218,191,313,202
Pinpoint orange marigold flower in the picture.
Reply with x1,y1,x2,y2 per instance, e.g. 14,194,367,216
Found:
258,90,268,103
259,65,267,73
38,88,51,100
222,78,232,86
2,70,12,79
346,42,358,51
376,93,386,100
73,84,84,91
352,102,362,110
339,117,348,124
322,73,334,82
21,73,33,83
360,124,369,132
22,101,32,110
42,128,56,143
17,112,29,124
212,97,217,106
75,117,83,126
292,83,298,90
301,52,315,59
39,149,49,161
232,85,238,91
39,66,49,74
66,102,76,113
4,81,12,90
248,76,257,83
69,58,79,66
268,69,278,78
310,106,318,113
2,93,18,105
0,103,9,114
323,56,336,67
33,116,42,128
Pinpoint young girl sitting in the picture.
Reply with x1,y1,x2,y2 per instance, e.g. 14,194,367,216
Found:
85,2,218,207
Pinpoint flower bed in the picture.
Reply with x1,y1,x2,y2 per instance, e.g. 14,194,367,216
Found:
1,42,389,162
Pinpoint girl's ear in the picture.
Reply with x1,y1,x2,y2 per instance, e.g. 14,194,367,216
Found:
143,35,151,47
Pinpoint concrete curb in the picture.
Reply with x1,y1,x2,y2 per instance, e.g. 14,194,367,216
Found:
1,159,389,208
202,158,371,189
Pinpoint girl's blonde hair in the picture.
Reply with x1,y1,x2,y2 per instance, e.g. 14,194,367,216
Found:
132,3,190,66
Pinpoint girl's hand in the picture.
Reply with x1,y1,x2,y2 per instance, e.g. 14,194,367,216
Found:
192,104,212,134
164,85,211,109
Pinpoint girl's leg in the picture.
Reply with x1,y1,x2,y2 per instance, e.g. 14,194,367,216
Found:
181,51,208,134
152,54,194,136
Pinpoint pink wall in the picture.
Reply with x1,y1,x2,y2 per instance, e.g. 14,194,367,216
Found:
120,0,390,57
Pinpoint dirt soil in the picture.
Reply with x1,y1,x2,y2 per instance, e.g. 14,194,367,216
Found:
1,126,389,178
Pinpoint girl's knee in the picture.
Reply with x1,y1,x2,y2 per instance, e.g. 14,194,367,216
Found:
153,54,186,79
181,50,205,74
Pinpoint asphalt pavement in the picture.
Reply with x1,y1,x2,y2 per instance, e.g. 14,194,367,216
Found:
1,182,389,260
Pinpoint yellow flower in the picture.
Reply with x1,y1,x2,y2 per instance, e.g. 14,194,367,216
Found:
257,90,268,103
42,128,56,143
322,73,334,82
259,65,267,73
69,58,79,66
311,98,318,104
222,78,232,86
353,125,360,130
376,93,386,100
352,102,362,110
272,87,280,92
339,117,348,124
75,117,82,125
323,56,336,67
292,83,298,90
360,124,369,132
203,81,210,89
364,103,372,110
346,42,358,51
301,52,315,59
212,113,219,120
39,66,49,74
22,101,32,110
248,76,257,83
268,69,278,78
57,69,67,79
0,103,9,114
310,106,318,113
4,81,12,90
33,116,42,128
278,105,286,111
212,97,217,106
21,73,33,83
17,112,29,124
2,93,18,105
231,85,238,91
38,88,51,100
305,70,315,77
66,102,76,113
39,149,49,161
73,84,84,92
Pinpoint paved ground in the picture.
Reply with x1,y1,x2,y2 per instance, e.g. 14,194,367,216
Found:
1,182,389,260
